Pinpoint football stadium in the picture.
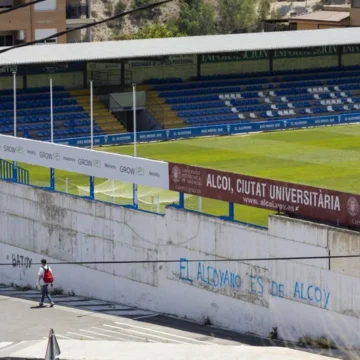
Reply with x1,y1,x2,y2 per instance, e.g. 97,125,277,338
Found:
3,25,360,355
1,27,360,227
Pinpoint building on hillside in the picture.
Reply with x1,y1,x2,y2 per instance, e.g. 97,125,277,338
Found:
0,0,94,46
265,0,360,31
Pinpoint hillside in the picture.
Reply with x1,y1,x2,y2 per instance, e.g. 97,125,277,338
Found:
89,0,337,41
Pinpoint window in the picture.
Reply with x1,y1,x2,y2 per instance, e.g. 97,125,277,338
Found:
0,35,14,46
35,29,57,44
34,0,56,11
353,0,360,8
0,0,13,8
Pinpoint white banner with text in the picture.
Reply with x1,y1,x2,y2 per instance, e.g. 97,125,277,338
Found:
0,135,169,189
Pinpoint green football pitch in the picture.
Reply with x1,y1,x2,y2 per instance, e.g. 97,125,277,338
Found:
17,124,360,227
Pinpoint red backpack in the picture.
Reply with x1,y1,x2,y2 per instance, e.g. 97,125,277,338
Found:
43,267,54,284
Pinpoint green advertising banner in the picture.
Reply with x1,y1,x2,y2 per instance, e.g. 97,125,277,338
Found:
202,45,360,63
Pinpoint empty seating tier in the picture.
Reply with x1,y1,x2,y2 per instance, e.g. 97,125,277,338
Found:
148,66,360,128
0,86,126,140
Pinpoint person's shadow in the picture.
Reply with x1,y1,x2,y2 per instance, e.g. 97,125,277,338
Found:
30,305,48,309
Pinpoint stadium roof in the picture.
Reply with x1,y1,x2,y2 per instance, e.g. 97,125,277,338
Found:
0,27,360,66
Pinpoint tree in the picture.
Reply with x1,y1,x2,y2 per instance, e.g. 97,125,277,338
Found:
177,0,216,36
131,0,161,23
258,0,271,21
218,0,257,34
113,21,182,40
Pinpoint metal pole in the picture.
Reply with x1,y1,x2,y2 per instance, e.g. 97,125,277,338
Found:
198,196,202,212
12,71,17,182
157,196,160,213
49,78,55,191
50,78,53,143
133,83,137,156
13,71,16,137
112,180,115,204
65,178,68,193
89,80,94,200
132,83,138,209
90,80,94,150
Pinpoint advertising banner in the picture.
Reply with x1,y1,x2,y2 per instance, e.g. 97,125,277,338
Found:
168,162,360,228
0,134,169,189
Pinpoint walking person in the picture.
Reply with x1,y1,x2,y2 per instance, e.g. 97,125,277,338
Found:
38,259,55,307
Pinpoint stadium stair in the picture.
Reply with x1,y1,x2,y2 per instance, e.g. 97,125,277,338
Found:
69,89,126,135
146,90,187,129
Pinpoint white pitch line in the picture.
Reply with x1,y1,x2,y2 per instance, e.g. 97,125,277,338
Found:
92,325,155,342
133,314,159,320
79,329,126,341
114,321,214,345
105,324,186,344
68,332,101,340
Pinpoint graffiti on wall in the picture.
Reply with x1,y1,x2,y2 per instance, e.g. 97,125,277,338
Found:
178,258,330,310
10,254,32,268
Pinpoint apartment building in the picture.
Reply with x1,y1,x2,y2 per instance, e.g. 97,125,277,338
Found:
0,0,94,46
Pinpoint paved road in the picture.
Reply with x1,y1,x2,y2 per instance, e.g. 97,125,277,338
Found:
0,284,349,359
0,284,248,345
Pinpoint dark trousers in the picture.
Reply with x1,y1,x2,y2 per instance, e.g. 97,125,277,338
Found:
41,285,53,304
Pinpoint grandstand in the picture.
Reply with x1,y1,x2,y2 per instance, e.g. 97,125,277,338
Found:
0,27,360,140
149,65,360,128
0,86,126,140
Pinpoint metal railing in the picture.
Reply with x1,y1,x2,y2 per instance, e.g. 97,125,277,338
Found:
0,159,29,184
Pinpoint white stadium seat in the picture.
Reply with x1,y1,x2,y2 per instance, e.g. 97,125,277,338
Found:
231,107,238,113
238,113,245,120
250,113,257,119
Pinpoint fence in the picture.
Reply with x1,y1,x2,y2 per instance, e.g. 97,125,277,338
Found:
3,112,360,230
0,159,29,184
54,112,360,148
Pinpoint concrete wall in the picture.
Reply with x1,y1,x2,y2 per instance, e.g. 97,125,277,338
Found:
1,181,360,347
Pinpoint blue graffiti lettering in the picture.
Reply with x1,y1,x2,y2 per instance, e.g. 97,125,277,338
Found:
179,258,191,282
249,276,264,295
293,282,330,309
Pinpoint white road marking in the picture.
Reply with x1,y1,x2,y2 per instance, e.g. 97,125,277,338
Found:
79,329,126,341
114,321,215,345
68,332,100,340
0,341,25,353
133,314,159,320
56,334,74,340
0,343,12,349
94,327,156,342
105,324,186,344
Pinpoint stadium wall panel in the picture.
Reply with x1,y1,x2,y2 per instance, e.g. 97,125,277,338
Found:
342,53,360,67
0,75,23,91
27,72,83,89
273,55,338,71
1,181,360,346
201,59,269,76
